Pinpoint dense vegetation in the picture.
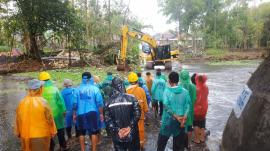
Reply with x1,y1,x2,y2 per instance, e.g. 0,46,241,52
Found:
0,0,142,63
158,0,270,49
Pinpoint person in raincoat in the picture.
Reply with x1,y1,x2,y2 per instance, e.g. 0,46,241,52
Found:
157,71,190,151
179,69,196,149
15,79,57,151
98,72,114,102
126,72,149,150
74,72,104,151
156,68,167,82
151,70,166,118
137,72,146,85
144,72,153,96
39,72,68,151
138,79,152,106
61,79,76,140
193,74,209,144
104,77,141,151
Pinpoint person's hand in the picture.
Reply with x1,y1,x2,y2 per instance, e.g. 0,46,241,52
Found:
118,127,131,138
118,128,125,138
100,114,104,122
122,127,131,137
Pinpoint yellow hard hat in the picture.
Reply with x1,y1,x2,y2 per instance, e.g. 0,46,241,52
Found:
128,72,138,83
39,71,51,81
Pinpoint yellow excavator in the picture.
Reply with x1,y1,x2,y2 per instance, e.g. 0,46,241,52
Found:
117,25,177,71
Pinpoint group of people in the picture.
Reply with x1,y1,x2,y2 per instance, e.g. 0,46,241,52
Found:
14,68,209,151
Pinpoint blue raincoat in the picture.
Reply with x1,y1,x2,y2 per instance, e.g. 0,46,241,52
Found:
74,79,104,131
61,87,75,128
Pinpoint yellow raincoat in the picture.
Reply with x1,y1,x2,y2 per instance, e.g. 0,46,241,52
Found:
126,85,148,147
15,94,57,151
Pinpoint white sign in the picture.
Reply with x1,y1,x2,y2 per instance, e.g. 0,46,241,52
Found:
234,85,252,118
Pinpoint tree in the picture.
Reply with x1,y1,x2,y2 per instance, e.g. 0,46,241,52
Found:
11,0,79,59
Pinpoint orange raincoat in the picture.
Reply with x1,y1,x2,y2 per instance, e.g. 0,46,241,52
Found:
127,84,148,147
15,94,57,151
145,75,153,95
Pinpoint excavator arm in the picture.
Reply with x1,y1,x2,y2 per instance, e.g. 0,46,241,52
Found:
117,25,157,71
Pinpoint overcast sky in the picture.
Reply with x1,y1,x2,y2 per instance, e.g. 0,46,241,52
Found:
123,0,270,35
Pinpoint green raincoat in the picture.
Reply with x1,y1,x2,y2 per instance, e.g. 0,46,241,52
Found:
42,80,66,129
98,75,113,102
160,85,190,137
151,76,166,102
179,70,196,127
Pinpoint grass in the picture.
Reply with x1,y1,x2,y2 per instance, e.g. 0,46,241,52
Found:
208,60,260,66
0,45,10,52
15,66,129,89
205,48,228,57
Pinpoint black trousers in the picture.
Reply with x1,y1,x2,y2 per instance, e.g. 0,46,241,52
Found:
157,128,185,151
50,128,67,151
153,101,164,117
66,126,79,139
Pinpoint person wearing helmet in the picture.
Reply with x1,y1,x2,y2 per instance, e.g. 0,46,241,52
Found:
126,72,149,150
179,69,196,149
104,77,141,151
61,79,76,140
73,72,104,151
15,79,57,151
157,71,190,151
39,72,68,151
151,70,166,118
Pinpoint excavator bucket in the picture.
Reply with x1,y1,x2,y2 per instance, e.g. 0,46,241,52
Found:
116,59,130,71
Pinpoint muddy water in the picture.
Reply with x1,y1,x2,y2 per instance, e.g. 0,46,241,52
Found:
0,61,260,151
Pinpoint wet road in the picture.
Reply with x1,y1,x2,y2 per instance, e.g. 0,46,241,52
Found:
0,61,260,151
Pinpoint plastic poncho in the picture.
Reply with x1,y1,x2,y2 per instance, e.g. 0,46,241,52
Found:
127,84,148,145
74,79,104,116
161,73,167,82
42,80,66,129
104,78,141,143
15,94,57,139
145,75,153,95
127,85,148,120
151,76,166,102
179,69,197,127
138,80,152,105
194,75,209,120
160,85,190,137
98,75,113,102
61,87,75,128
138,77,146,85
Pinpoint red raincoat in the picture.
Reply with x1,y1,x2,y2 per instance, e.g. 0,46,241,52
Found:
194,75,209,120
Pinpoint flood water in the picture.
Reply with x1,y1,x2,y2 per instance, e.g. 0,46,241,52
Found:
0,60,260,151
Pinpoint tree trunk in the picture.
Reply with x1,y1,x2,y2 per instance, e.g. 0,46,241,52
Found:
29,33,41,60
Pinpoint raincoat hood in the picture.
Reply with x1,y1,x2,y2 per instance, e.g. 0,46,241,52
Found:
111,77,126,93
195,74,207,88
106,75,113,81
180,69,190,84
167,85,183,94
